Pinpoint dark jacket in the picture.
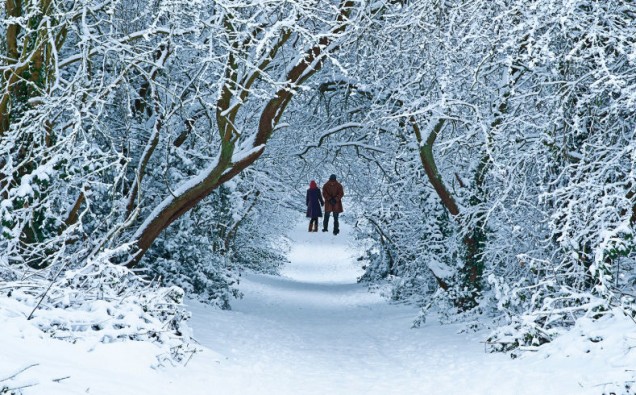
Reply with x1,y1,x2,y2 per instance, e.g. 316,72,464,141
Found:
322,180,344,213
306,188,324,218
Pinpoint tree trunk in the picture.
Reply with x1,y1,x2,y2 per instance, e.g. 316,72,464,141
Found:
412,117,482,309
412,118,459,216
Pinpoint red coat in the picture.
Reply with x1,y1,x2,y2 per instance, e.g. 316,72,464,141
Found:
322,180,344,213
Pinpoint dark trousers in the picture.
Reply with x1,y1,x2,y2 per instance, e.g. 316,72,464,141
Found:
323,211,339,231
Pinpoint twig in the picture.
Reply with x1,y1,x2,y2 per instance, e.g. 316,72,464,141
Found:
27,251,66,320
5,383,39,391
0,363,39,382
27,269,62,320
592,380,636,387
183,349,198,367
52,376,71,383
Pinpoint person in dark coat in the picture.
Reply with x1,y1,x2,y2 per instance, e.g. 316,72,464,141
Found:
306,180,324,232
322,174,344,235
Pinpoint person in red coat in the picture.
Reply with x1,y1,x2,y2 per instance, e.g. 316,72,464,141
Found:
322,174,344,235
306,180,324,232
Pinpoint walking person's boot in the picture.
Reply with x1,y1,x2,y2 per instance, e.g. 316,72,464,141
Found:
322,213,330,232
333,218,339,235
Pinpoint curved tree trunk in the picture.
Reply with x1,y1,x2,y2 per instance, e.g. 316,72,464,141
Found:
412,118,458,216
412,117,483,309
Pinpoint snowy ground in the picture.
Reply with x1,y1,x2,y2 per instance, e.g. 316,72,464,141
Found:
1,219,634,394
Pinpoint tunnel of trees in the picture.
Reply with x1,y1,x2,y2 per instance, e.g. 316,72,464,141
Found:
1,0,635,352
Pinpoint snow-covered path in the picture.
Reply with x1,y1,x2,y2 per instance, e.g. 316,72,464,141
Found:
188,221,463,394
184,220,616,395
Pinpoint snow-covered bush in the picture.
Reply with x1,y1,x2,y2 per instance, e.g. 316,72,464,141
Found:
486,286,609,352
142,186,242,309
485,252,636,354
142,176,290,309
1,248,195,364
223,172,292,276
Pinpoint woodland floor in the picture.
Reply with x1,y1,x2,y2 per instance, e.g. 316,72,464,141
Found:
1,220,633,394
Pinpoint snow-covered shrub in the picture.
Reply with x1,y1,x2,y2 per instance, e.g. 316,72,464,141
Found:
485,266,615,353
230,228,289,275
144,217,241,310
148,251,240,310
357,239,397,283
143,177,290,309
1,248,195,364
225,173,291,276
